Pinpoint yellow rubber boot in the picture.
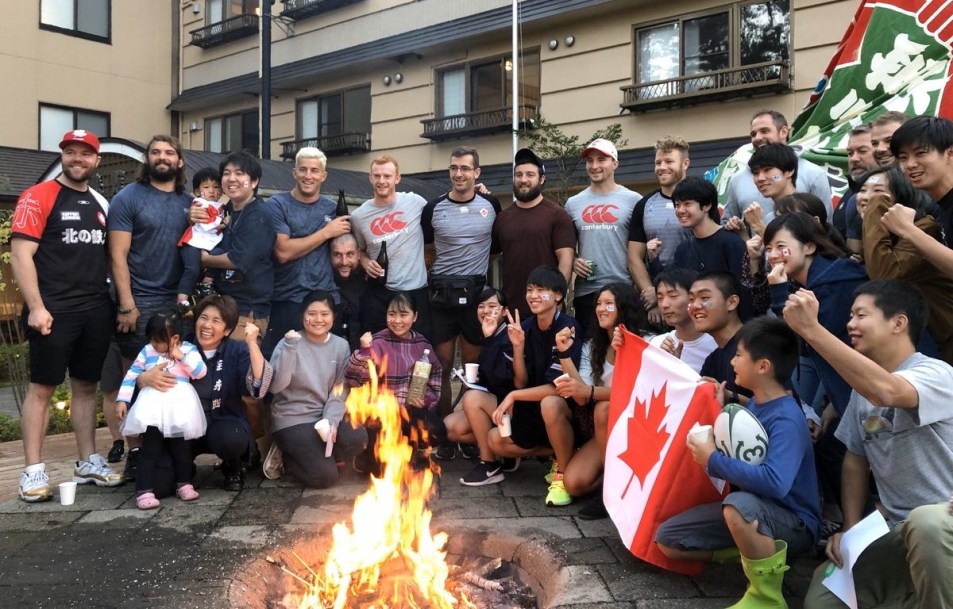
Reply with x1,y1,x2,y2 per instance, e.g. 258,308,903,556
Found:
727,540,790,609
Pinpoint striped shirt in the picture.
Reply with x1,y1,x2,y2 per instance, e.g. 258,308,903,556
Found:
345,329,442,409
117,341,207,403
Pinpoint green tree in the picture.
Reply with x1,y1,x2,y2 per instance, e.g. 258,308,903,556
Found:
519,116,628,205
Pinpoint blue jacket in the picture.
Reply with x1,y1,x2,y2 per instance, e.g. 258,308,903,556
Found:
770,256,867,416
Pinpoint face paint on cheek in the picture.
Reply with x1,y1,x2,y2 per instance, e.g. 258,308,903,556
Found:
605,304,616,312
771,174,783,182
541,294,551,301
243,181,249,187
780,247,791,259
703,301,715,310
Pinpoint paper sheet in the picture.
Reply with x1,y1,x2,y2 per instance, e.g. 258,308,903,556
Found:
452,368,488,392
821,511,891,609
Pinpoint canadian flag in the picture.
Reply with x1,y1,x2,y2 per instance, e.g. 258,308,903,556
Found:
604,329,727,575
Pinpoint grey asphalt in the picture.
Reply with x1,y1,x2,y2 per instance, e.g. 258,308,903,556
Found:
0,454,819,608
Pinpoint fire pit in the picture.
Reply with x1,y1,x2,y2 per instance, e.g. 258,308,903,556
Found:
229,367,549,608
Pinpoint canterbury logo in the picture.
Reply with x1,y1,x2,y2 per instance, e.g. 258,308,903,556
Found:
581,204,619,224
370,212,407,236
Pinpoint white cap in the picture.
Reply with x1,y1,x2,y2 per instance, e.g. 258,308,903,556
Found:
582,138,618,161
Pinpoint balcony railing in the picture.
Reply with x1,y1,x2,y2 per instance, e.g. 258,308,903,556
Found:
190,14,259,49
280,132,371,159
621,61,790,112
281,0,362,20
421,105,539,141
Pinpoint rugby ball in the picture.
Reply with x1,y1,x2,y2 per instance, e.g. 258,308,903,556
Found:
713,403,769,465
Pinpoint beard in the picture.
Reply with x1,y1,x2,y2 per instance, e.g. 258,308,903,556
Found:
513,182,543,202
147,161,179,184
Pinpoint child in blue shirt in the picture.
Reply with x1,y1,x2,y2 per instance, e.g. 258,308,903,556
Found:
656,316,820,608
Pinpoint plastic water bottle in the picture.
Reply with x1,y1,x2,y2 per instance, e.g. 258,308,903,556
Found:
406,349,432,405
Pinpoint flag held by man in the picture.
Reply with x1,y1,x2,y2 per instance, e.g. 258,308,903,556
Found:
604,329,726,575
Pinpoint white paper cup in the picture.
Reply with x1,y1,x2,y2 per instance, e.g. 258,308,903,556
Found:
499,413,512,437
687,424,712,445
314,419,331,442
464,363,480,383
59,481,77,506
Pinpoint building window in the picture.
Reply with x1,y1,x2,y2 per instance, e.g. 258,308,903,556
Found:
285,85,371,157
206,0,257,25
422,49,540,140
39,104,110,151
624,0,789,111
636,0,788,83
437,49,540,119
40,0,110,42
205,110,259,154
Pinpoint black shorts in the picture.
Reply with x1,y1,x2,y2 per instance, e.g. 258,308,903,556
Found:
509,400,551,450
99,341,124,393
430,300,482,345
115,300,177,361
24,301,114,387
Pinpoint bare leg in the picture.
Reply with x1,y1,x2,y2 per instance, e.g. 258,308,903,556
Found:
102,388,122,442
488,427,552,459
21,383,55,466
540,395,574,472
444,410,475,444
69,378,99,460
593,400,609,453
563,439,603,497
724,505,776,559
461,390,499,461
435,338,456,418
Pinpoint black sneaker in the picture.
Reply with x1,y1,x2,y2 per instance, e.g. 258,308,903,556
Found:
458,443,480,460
107,440,125,464
222,459,244,491
816,519,841,548
501,457,521,472
123,448,140,481
433,443,456,461
459,460,504,487
577,494,609,520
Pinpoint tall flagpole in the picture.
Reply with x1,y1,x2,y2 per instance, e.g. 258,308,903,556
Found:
512,0,519,159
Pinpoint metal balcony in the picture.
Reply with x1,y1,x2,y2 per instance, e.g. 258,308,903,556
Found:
621,61,790,112
281,0,362,20
280,132,371,159
190,14,259,49
420,105,539,141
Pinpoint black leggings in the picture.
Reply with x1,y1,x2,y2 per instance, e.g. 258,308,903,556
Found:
136,426,193,495
273,420,368,489
152,417,252,498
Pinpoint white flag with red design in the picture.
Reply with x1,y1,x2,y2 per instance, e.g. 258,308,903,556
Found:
178,198,224,250
604,329,727,575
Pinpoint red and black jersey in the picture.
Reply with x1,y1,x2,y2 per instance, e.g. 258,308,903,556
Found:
11,179,110,313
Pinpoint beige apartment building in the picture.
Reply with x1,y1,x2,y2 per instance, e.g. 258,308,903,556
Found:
171,0,856,191
0,1,175,152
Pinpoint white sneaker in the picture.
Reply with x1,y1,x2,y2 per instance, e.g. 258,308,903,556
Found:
74,453,124,487
262,443,283,480
19,467,53,503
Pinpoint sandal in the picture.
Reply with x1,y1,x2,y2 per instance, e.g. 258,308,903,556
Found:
176,484,200,501
136,492,160,510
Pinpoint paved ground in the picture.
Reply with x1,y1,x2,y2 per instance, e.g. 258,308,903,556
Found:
0,447,820,609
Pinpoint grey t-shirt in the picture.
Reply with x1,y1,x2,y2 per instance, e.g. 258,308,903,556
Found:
422,192,501,276
268,191,338,302
107,182,193,303
722,154,833,223
565,185,641,297
269,333,351,431
835,352,953,524
628,189,691,269
350,192,428,291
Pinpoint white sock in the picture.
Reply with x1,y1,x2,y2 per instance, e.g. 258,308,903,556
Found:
25,463,45,474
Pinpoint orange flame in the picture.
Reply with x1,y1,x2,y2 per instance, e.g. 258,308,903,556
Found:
296,360,474,609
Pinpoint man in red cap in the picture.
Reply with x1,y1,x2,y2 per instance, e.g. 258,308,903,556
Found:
10,129,123,503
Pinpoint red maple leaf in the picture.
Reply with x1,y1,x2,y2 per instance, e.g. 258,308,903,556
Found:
617,383,671,499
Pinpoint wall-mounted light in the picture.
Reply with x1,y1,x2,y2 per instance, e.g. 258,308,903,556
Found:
504,59,513,72
394,73,403,84
192,2,200,14
565,36,575,47
189,121,199,132
383,75,392,86
548,39,559,51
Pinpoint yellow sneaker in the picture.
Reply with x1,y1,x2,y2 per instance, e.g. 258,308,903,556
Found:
545,472,573,507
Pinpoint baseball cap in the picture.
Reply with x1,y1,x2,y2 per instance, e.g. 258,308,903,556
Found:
59,129,100,154
514,148,545,175
582,138,618,161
